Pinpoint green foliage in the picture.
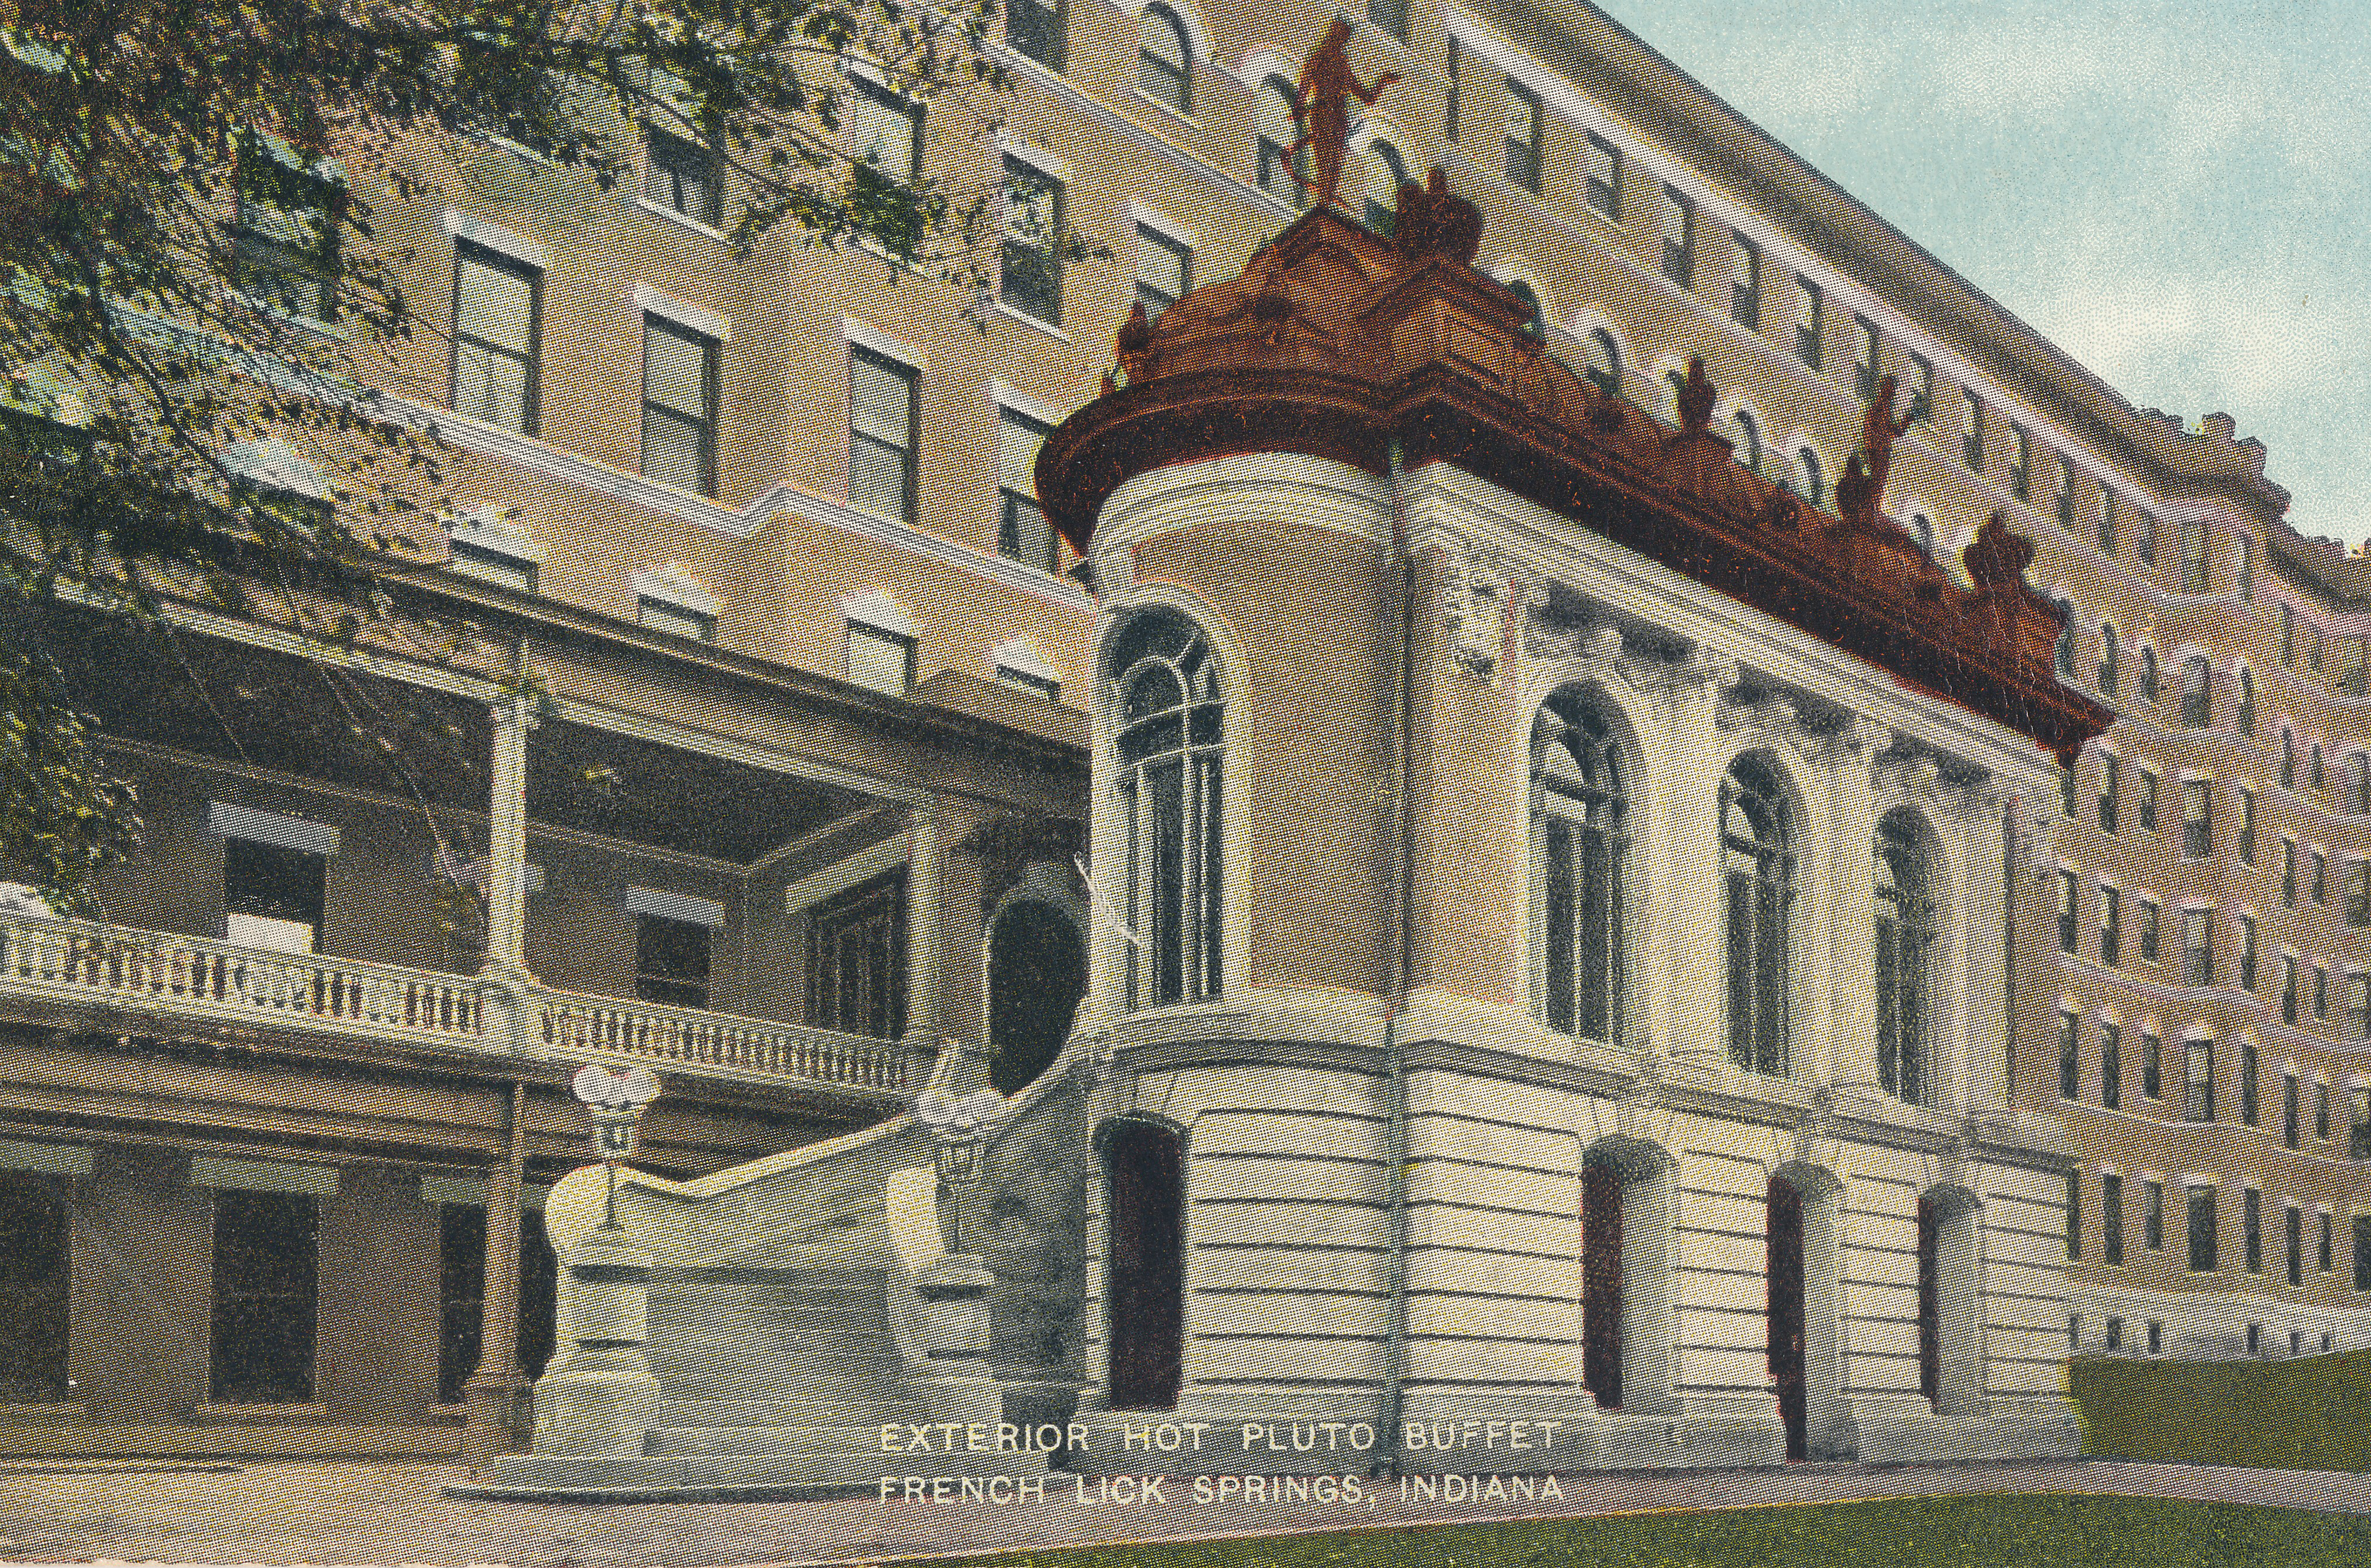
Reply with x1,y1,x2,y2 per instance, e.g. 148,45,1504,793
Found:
0,637,135,914
917,1496,2371,1568
0,0,1038,907
2071,1348,2371,1470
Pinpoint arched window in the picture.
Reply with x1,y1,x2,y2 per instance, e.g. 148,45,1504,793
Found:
2097,624,2118,697
1732,408,1759,473
2139,645,2158,704
1874,809,1936,1105
1534,692,1626,1043
1795,447,1822,508
1723,753,1792,1077
2282,729,2298,791
1507,278,1545,339
2237,668,2255,735
2180,655,2212,727
1255,77,1303,205
1364,140,1407,236
1584,329,1621,402
1136,3,1191,114
1110,607,1224,1009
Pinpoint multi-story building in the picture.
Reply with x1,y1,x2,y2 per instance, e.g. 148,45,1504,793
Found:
0,0,2353,1470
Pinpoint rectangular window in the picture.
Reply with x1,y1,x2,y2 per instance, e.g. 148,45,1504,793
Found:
449,535,536,594
2353,974,2371,1040
1908,353,1933,422
997,406,1057,574
2320,964,2333,1021
2186,1038,2214,1122
2324,1212,2336,1273
2058,1011,2080,1100
848,73,920,184
2182,909,2212,988
2239,535,2254,600
2138,900,2159,964
2138,770,2158,832
223,831,327,955
2315,850,2328,903
2182,516,2210,593
1001,156,1065,325
1505,83,1544,194
641,314,716,496
2282,604,2297,666
845,618,915,697
2358,1216,2371,1291
2144,1179,2163,1250
1005,0,1065,69
2311,624,2326,675
2285,1074,2300,1149
2240,788,2256,865
2240,915,2257,992
2100,885,2120,967
2341,638,2369,696
634,911,710,1009
2098,490,2117,556
2240,1041,2258,1125
643,127,719,226
2244,1188,2263,1274
2183,779,2212,859
2142,1033,2162,1100
2099,755,2119,835
803,868,910,1039
1135,223,1190,321
2010,423,2032,501
2057,454,2076,527
233,141,339,321
1961,387,1983,471
2065,1168,2081,1260
2281,956,2299,1024
848,345,917,523
1582,130,1618,219
2320,1081,2333,1141
2103,1173,2124,1267
1853,315,1880,399
2352,859,2371,928
1730,232,1759,330
2056,869,2078,953
2355,1089,2371,1159
2137,509,2158,567
2288,1206,2303,1286
2101,1023,2120,1110
1659,186,1692,288
451,244,539,434
209,1189,319,1403
1793,277,1821,369
637,595,713,642
2189,1185,2218,1273
2284,839,2298,907
1443,35,1458,143
2107,1317,2124,1353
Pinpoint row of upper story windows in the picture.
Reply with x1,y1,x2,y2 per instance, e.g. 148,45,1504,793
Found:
2067,1169,2371,1295
2054,1016,2371,1160
2062,755,2371,900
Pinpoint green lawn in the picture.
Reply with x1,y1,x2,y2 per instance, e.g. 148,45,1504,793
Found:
917,1496,2371,1568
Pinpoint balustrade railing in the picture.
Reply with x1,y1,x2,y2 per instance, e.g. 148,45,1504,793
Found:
0,913,483,1043
0,912,909,1095
538,989,911,1091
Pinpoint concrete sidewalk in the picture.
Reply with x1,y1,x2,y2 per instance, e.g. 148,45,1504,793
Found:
2,1457,2369,1568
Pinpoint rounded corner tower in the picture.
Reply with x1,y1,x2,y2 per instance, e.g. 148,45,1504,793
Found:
1038,186,2108,1475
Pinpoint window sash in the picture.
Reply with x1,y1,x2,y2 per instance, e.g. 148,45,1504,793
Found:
1135,226,1190,319
453,246,538,433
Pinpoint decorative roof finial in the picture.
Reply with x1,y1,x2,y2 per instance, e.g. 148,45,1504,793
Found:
1677,356,1715,439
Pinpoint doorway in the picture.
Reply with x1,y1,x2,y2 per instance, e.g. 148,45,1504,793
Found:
1581,1162,1622,1408
988,902,1086,1095
1766,1174,1807,1461
1102,1120,1183,1410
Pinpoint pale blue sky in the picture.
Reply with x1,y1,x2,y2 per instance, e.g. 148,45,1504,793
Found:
1590,0,2367,549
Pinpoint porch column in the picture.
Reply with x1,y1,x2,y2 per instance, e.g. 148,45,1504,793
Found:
901,797,945,1084
481,693,536,981
463,1080,528,1462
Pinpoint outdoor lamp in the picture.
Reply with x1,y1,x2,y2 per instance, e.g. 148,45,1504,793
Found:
572,1062,660,1228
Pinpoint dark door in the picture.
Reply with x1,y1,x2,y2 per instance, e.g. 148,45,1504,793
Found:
1104,1121,1183,1409
989,904,1086,1096
1766,1174,1806,1461
1581,1162,1622,1408
1916,1196,1940,1408
210,1189,318,1403
0,1175,69,1401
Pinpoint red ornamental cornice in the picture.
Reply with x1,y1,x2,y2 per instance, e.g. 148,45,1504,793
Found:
1037,189,2111,767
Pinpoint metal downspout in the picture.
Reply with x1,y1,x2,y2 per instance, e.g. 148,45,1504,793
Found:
1377,440,1414,1477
